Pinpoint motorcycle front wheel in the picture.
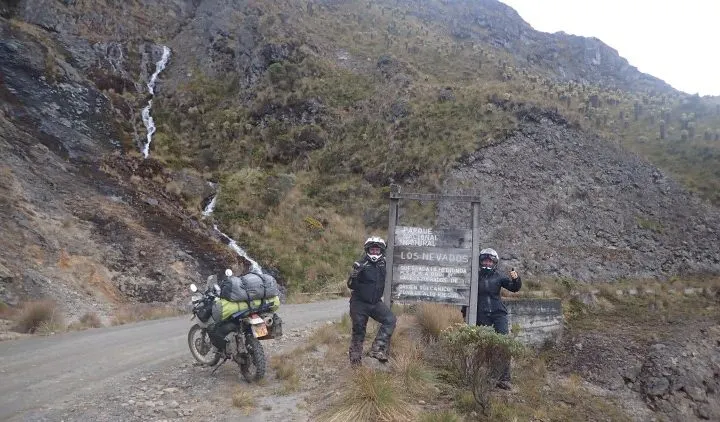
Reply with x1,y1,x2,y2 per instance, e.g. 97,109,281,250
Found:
240,335,266,382
188,324,221,366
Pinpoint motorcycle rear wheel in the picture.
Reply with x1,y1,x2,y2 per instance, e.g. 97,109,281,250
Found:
240,335,266,382
188,324,221,366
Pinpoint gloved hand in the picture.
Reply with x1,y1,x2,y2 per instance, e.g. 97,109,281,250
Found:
509,268,518,280
350,262,361,278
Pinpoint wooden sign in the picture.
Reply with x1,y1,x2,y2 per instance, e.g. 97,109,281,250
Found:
394,226,472,249
384,188,481,325
390,226,473,305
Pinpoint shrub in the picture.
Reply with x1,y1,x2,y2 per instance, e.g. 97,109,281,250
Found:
440,325,525,413
14,300,64,334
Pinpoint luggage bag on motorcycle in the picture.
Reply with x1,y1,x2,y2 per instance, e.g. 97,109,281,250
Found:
219,273,279,301
211,295,281,322
219,276,250,302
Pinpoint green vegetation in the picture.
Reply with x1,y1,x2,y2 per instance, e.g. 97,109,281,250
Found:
284,277,719,421
134,0,720,294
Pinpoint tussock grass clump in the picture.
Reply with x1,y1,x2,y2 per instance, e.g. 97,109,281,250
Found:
272,358,298,381
231,387,255,411
270,356,302,394
309,323,342,348
389,345,435,397
338,312,351,333
111,303,182,326
416,302,464,340
14,300,65,334
0,300,15,319
320,368,415,422
79,311,103,328
68,311,104,330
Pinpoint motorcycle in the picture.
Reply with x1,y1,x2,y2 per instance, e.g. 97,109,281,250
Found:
187,270,282,382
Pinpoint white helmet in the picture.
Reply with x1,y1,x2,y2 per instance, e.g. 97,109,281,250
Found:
225,269,233,277
479,248,499,271
364,236,387,262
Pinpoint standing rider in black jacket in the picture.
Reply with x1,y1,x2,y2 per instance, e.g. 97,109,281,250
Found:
347,237,397,366
476,247,522,389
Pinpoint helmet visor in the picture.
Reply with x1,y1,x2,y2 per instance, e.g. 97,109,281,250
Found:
481,257,495,266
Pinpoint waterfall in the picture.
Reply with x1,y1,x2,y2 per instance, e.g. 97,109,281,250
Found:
201,184,262,273
201,183,217,218
213,224,263,274
141,45,171,159
138,48,262,273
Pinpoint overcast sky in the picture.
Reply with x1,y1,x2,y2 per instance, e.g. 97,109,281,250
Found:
499,0,720,96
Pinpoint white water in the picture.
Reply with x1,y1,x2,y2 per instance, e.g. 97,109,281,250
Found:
201,194,217,218
202,184,262,273
139,48,262,273
213,224,262,274
201,182,217,218
141,45,171,158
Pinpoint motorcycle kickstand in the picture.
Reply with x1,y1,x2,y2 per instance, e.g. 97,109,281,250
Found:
211,357,229,375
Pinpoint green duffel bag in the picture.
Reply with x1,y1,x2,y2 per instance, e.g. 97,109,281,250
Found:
211,296,281,322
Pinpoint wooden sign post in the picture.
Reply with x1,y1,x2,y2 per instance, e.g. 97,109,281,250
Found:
384,185,481,325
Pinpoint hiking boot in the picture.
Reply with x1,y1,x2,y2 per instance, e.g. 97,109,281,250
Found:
496,380,513,390
368,350,388,363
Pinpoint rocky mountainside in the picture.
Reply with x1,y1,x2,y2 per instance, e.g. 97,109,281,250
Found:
438,109,720,281
0,13,241,315
1,0,719,315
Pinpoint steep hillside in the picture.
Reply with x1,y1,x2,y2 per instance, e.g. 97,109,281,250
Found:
438,109,720,280
1,0,719,314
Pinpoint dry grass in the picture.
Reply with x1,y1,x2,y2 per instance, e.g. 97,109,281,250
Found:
0,301,15,319
14,300,65,334
272,358,298,381
389,344,435,397
416,302,464,340
231,387,255,412
310,300,652,422
309,323,343,348
110,303,183,326
319,368,416,422
271,356,301,395
79,311,103,327
487,355,628,421
68,312,104,331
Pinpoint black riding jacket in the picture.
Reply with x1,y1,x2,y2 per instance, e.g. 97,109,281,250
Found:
347,258,386,304
476,269,522,314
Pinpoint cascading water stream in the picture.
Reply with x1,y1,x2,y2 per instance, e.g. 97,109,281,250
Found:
141,45,171,159
201,185,262,274
140,48,261,272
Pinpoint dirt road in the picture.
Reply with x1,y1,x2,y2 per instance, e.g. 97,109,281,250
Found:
0,298,349,421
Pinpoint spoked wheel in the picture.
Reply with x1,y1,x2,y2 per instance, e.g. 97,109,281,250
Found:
188,324,220,366
239,335,266,383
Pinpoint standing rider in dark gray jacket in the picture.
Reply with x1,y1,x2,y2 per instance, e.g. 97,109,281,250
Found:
476,247,521,389
347,237,397,366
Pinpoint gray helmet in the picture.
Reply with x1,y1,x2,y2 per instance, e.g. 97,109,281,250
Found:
364,236,386,262
479,248,499,272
